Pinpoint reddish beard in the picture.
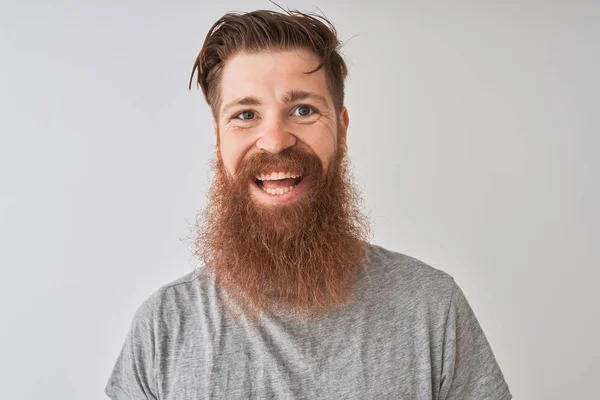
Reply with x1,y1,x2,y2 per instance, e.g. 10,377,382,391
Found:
194,141,370,326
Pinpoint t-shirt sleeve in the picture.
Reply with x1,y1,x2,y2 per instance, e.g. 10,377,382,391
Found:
105,291,161,400
438,281,512,400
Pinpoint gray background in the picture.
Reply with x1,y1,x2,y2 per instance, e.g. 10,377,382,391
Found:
1,0,598,399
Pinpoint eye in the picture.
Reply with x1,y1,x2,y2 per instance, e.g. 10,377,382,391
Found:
235,110,256,120
293,105,316,117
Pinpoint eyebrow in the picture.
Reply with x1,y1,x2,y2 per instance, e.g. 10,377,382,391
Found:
221,90,330,116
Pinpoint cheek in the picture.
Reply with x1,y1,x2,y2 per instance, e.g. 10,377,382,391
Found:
319,148,336,173
217,144,234,176
219,132,255,175
298,127,337,171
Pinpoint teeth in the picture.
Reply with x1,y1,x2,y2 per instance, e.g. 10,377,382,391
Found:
262,186,295,195
256,171,301,181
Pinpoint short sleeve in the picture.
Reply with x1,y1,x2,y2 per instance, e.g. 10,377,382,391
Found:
105,291,161,400
438,282,512,400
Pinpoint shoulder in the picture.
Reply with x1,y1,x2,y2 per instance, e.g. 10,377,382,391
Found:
158,269,203,296
362,242,458,306
130,269,205,328
363,242,456,286
156,269,207,309
106,273,204,399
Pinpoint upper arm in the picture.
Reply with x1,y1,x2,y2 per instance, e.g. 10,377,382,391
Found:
105,291,161,400
438,282,512,400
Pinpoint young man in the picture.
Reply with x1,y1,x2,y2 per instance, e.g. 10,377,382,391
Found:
105,9,512,399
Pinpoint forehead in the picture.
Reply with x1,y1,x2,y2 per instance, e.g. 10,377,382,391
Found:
219,49,331,110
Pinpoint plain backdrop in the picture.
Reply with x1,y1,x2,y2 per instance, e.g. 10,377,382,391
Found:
1,0,598,399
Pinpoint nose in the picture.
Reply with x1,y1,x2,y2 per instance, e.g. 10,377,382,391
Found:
255,118,297,154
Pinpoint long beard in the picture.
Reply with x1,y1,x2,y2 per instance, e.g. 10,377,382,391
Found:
194,142,371,326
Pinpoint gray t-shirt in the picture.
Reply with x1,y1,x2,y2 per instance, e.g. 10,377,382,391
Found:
105,243,511,399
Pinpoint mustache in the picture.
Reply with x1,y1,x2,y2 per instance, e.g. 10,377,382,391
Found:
235,147,324,182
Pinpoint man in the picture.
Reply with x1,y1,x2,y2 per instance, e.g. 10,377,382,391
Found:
105,8,512,400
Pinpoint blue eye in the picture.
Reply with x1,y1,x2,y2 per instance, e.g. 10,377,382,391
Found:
294,105,314,117
237,110,255,120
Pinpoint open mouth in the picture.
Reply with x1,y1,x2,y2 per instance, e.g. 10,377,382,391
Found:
254,171,304,196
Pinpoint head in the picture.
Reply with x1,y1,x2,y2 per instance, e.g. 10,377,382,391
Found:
190,8,370,325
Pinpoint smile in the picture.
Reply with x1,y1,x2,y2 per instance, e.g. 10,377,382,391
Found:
250,171,305,204
255,171,303,195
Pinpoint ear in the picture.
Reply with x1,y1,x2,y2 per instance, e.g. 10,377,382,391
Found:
339,107,349,146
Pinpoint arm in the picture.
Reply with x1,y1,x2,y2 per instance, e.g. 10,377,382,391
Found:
105,291,161,400
438,282,512,400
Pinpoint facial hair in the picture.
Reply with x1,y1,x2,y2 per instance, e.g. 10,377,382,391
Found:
194,139,371,326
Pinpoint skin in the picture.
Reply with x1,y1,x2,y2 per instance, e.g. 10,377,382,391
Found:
213,48,350,206
197,48,370,323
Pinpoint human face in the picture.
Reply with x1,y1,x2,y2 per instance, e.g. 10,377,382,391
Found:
197,49,369,323
214,49,349,206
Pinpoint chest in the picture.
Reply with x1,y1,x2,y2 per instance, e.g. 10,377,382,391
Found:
156,313,441,399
